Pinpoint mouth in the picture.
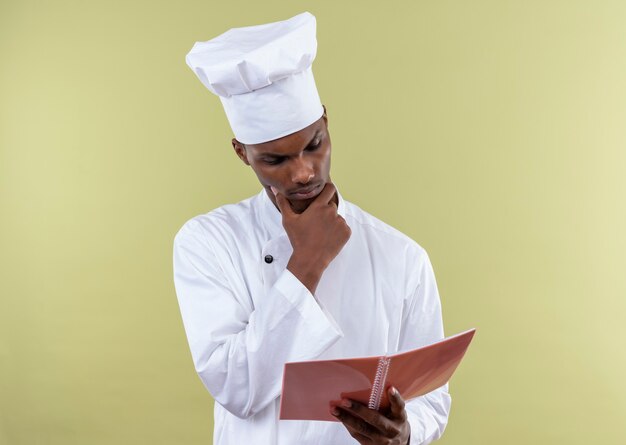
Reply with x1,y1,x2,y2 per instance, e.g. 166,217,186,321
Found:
288,183,323,200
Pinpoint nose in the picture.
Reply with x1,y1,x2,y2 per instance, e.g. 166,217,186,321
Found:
291,156,315,184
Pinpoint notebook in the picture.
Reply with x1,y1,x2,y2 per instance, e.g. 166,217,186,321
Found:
279,328,476,421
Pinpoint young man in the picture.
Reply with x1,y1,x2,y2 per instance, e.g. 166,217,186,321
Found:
174,11,450,445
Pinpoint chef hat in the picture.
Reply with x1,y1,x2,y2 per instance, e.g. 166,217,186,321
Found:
185,11,324,144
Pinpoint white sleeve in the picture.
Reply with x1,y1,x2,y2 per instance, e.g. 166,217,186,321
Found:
399,249,452,445
172,222,343,419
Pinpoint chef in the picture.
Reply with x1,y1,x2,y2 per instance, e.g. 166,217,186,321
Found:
174,11,451,445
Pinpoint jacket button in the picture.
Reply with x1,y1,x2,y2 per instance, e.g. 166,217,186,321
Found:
264,255,274,264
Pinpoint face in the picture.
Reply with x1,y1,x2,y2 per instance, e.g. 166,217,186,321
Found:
232,111,331,214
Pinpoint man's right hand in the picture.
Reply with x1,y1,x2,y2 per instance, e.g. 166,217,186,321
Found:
273,182,351,294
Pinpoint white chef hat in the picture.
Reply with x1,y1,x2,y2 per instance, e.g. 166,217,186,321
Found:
185,11,324,145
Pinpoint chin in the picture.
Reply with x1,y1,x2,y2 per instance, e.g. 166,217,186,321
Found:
288,197,315,214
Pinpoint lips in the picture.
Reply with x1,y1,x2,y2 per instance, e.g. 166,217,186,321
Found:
289,183,323,199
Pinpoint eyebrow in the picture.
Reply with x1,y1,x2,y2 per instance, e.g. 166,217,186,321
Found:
260,130,322,159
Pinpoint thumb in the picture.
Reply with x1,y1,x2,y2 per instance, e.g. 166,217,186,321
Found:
271,186,294,219
388,387,407,421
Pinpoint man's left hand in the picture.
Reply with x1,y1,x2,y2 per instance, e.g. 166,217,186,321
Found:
331,386,411,445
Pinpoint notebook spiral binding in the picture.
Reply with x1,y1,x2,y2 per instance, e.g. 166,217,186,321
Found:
368,357,391,410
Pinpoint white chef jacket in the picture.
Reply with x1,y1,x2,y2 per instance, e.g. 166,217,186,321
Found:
173,188,451,445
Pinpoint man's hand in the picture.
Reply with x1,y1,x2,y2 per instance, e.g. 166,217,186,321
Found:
273,182,351,293
331,387,411,445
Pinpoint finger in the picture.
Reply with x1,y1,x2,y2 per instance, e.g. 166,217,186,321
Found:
339,399,398,437
388,386,408,421
312,181,337,207
337,214,349,227
343,424,373,445
327,176,338,208
332,407,376,441
272,188,295,219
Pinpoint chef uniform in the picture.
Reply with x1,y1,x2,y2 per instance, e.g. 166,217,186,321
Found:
174,12,451,445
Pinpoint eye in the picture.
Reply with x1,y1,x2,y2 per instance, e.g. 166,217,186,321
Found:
264,157,285,165
305,140,322,151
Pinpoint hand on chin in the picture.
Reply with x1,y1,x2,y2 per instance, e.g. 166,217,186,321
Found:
288,196,315,214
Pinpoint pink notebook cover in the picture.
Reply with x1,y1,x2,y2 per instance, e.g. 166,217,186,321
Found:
279,328,476,421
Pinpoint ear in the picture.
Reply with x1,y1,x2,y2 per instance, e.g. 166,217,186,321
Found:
232,138,250,166
322,104,328,127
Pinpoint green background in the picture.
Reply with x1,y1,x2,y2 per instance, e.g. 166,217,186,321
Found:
1,0,625,443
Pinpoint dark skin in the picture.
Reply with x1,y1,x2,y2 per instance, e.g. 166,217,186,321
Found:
232,106,411,445
331,387,412,445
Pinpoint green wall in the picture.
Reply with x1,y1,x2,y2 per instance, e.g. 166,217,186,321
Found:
1,1,625,443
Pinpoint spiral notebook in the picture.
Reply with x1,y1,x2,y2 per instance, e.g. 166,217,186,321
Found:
279,328,476,421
